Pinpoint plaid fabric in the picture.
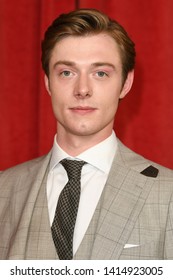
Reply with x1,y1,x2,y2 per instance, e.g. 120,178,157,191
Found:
0,140,173,260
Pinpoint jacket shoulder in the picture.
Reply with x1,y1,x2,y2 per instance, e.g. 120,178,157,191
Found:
0,153,51,183
117,139,173,179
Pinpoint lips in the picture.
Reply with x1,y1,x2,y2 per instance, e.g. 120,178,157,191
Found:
69,106,97,115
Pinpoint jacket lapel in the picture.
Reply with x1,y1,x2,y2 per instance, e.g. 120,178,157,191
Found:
24,170,58,259
90,141,155,259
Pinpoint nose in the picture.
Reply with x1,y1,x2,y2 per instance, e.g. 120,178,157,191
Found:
74,73,92,99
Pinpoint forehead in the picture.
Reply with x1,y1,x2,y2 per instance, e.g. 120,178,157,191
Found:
50,33,122,66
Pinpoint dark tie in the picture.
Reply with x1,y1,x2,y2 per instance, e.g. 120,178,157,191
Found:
51,159,86,260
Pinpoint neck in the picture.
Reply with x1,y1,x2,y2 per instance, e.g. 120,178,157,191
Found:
56,127,113,157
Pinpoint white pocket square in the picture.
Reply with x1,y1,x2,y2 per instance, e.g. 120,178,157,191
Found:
124,244,140,248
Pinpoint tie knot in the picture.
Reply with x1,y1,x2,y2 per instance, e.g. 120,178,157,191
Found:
60,159,86,180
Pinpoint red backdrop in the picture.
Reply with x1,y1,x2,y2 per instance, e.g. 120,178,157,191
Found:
1,0,173,170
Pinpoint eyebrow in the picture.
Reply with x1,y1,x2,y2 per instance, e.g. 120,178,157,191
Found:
91,62,116,70
53,60,76,68
53,60,116,70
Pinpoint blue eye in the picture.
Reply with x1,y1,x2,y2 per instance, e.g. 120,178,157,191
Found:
97,71,107,77
62,71,71,76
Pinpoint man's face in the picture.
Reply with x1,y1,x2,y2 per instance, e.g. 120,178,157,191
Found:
45,33,133,141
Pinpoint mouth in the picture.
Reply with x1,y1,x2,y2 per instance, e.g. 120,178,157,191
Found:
69,106,97,115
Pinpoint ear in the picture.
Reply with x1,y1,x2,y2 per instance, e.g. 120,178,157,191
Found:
119,70,134,99
44,75,51,96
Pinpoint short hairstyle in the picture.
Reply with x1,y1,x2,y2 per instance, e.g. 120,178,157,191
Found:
41,9,136,82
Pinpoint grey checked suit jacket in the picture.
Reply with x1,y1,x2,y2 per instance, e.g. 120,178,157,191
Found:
0,139,173,259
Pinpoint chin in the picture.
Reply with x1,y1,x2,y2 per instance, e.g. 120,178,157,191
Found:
67,126,96,137
63,120,106,137
72,127,107,138
71,130,93,137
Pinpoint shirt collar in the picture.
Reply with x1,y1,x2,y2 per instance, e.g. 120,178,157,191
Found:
50,131,117,174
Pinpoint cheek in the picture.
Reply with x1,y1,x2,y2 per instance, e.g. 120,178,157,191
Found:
105,102,119,118
50,94,64,117
103,90,120,108
50,89,66,106
102,93,120,118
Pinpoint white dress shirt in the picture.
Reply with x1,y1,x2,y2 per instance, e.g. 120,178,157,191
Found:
47,131,117,254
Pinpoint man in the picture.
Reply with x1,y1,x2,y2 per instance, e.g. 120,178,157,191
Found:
0,9,173,260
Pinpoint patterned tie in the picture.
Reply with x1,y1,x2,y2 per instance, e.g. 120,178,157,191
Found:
51,159,86,260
